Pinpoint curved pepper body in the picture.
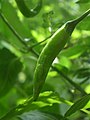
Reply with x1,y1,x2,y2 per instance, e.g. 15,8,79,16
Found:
33,25,70,100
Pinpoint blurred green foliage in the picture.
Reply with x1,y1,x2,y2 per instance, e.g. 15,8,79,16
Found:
0,0,90,120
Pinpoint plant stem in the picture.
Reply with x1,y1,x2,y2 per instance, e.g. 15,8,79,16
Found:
0,97,33,120
0,12,27,47
52,66,87,95
28,34,52,50
0,11,39,57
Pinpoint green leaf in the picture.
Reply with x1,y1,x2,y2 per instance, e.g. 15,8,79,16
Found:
76,0,90,3
77,17,90,30
59,56,72,70
0,48,22,97
15,0,42,18
64,94,90,117
0,91,60,120
18,110,68,120
60,44,87,59
1,91,90,120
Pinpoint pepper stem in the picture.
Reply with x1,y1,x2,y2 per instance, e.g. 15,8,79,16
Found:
66,9,90,35
71,9,90,25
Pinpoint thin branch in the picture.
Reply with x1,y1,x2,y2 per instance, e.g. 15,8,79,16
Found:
52,66,87,95
0,11,51,57
0,12,27,47
30,48,39,57
28,34,52,50
0,11,39,57
80,77,90,85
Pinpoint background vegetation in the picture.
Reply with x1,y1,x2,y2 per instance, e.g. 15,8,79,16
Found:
0,0,90,120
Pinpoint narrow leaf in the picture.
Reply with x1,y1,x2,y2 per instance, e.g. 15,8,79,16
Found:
76,0,90,3
60,45,87,59
65,94,90,117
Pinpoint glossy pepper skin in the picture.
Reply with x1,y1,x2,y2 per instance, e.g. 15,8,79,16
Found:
15,0,42,18
33,9,90,101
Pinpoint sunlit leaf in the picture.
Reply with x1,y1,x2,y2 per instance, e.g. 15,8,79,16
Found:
0,91,60,119
60,45,87,59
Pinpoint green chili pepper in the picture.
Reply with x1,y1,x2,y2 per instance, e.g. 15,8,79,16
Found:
15,0,42,18
33,9,90,101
